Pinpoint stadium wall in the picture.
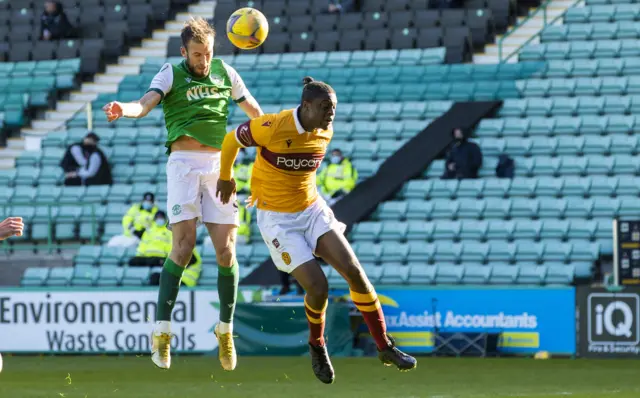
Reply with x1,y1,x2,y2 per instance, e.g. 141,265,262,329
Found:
0,286,575,356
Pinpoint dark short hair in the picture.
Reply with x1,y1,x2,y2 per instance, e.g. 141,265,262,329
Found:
85,132,100,142
155,210,167,219
301,76,335,103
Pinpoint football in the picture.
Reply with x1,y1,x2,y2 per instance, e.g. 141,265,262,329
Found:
226,7,269,50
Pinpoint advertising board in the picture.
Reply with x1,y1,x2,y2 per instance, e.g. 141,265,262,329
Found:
333,287,576,354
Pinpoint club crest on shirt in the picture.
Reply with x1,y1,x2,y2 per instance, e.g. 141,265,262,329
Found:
281,252,291,265
210,74,223,86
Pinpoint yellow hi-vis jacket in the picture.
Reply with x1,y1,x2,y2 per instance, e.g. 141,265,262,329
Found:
234,162,253,193
122,203,158,236
136,224,202,287
318,159,358,198
136,224,171,258
181,248,202,288
237,205,253,240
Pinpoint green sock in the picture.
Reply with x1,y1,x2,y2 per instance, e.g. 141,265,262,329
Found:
156,258,184,322
218,260,239,323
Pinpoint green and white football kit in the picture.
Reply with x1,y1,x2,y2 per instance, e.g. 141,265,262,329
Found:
148,59,250,226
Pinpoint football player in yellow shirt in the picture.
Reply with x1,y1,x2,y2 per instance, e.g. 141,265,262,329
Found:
217,77,417,384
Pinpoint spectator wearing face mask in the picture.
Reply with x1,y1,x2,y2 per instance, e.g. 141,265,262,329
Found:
441,127,483,180
59,132,113,186
130,211,202,287
122,192,158,239
318,148,358,206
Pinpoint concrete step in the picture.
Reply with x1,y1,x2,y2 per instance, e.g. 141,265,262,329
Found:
70,92,98,102
152,29,177,40
106,64,140,75
21,128,51,137
166,21,184,31
141,39,168,49
31,120,65,131
80,82,119,94
118,56,148,66
190,1,216,15
45,110,78,121
0,148,23,158
130,47,167,58
94,74,126,84
7,138,25,150
56,101,86,113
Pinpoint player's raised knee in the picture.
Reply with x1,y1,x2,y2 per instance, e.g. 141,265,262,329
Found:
172,232,196,265
343,260,369,290
216,246,235,268
305,277,329,302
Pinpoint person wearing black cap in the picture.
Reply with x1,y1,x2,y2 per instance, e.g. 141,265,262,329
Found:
122,192,159,239
59,132,113,186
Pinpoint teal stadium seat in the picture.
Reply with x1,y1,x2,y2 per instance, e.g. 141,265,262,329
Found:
21,267,50,286
47,267,73,286
71,265,98,286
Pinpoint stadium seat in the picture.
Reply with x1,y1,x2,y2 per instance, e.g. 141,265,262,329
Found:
21,267,50,286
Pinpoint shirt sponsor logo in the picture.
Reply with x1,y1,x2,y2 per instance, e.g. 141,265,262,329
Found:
261,147,325,171
186,86,227,101
275,157,322,170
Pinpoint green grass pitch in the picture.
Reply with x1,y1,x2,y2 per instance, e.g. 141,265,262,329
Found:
1,355,639,398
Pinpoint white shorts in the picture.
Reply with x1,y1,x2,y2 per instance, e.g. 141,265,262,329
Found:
166,151,239,226
257,198,346,274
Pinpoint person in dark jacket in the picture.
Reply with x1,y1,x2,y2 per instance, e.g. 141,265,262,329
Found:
60,132,113,186
441,127,483,180
41,1,72,40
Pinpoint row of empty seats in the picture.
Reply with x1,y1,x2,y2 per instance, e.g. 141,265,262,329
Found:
22,262,586,287
374,197,640,220
475,135,640,156
352,240,600,263
542,21,640,42
400,176,640,199
476,115,640,136
520,39,640,61
352,219,611,242
426,155,640,178
141,49,446,74
564,4,640,23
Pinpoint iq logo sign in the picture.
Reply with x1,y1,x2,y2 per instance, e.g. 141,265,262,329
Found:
582,291,640,357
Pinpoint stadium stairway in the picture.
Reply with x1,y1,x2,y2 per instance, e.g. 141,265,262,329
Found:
475,0,576,64
1,1,214,169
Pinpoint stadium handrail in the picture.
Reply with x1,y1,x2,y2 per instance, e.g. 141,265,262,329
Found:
498,0,583,63
1,201,99,253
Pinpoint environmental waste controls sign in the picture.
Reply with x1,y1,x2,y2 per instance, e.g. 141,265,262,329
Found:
0,290,222,353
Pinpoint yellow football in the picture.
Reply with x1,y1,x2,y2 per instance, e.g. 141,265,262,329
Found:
226,7,269,50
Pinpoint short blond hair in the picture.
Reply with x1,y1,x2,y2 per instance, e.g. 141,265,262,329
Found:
181,17,215,47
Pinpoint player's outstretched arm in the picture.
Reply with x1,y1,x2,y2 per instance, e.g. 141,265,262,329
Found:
0,217,24,240
217,131,242,204
237,95,264,119
102,91,162,122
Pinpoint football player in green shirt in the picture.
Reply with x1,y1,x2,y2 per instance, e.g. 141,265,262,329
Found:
102,17,263,372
